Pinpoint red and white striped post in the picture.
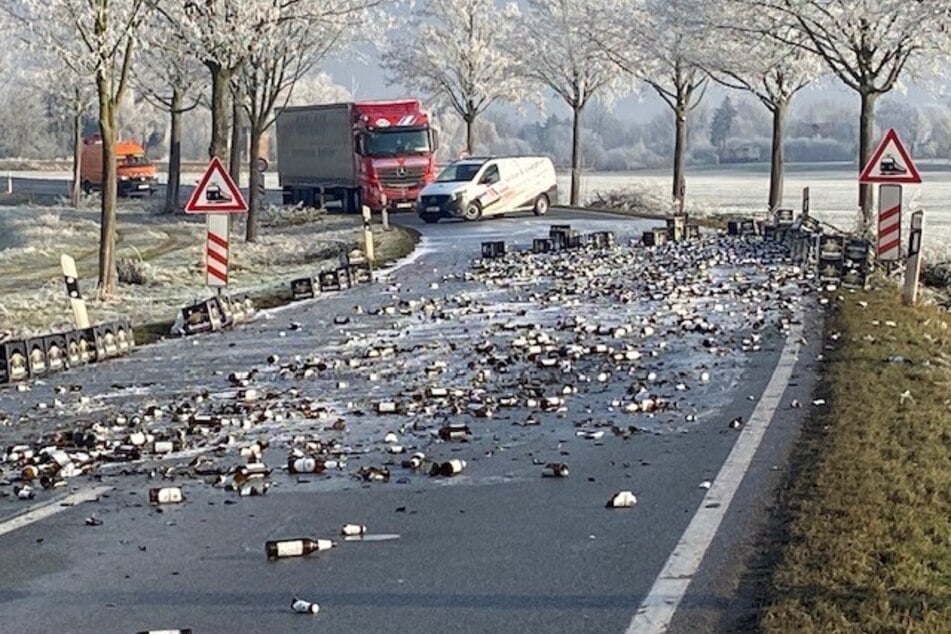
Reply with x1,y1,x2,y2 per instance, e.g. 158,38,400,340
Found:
206,214,230,287
877,184,902,262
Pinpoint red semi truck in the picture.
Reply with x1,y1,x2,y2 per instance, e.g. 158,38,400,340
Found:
276,100,439,213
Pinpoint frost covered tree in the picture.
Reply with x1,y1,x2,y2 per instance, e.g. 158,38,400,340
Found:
235,0,381,242
588,0,706,206
695,3,821,211
10,0,149,295
382,0,528,155
743,0,950,227
287,72,353,106
136,15,205,213
152,1,284,163
512,0,633,205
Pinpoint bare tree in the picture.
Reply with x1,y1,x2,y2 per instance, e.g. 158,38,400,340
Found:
695,4,821,211
747,0,948,228
381,0,530,155
136,17,205,213
152,1,284,162
13,0,148,295
513,0,633,206
235,0,382,241
591,0,706,208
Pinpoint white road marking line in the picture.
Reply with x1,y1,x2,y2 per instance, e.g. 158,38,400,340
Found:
626,320,803,634
0,486,112,538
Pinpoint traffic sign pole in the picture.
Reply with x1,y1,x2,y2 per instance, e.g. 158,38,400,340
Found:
877,184,902,262
206,214,230,288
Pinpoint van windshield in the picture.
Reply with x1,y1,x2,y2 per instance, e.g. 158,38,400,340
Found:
436,163,482,182
120,155,150,166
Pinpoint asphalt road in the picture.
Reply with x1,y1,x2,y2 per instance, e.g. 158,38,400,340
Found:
0,209,821,633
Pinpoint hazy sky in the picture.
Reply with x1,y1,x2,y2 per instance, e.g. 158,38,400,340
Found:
323,53,947,124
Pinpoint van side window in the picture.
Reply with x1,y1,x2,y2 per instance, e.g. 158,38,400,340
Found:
480,164,500,185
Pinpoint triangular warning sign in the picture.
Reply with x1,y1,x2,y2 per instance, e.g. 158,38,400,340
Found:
859,128,922,185
185,157,249,214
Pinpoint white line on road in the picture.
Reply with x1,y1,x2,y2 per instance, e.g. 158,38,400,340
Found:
0,486,112,538
626,320,804,634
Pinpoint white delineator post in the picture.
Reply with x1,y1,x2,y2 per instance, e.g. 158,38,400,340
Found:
903,210,924,306
877,184,902,262
206,214,230,287
361,205,375,263
60,254,90,329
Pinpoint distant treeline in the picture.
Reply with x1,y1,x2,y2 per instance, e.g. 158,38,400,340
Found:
0,79,948,172
435,96,951,170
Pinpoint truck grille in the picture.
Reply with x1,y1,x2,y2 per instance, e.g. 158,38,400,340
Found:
378,166,426,187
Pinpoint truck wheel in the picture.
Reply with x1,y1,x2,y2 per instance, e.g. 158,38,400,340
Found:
82,180,92,194
345,188,362,214
463,202,482,221
420,214,440,224
533,194,550,216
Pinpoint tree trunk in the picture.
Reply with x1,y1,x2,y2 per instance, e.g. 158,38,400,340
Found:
858,90,879,231
229,84,243,184
208,64,232,161
465,115,475,155
164,88,184,214
246,126,264,243
97,93,118,295
672,105,687,204
768,101,788,212
570,104,583,206
70,112,82,208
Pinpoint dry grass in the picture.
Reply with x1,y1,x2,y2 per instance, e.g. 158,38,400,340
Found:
761,288,951,633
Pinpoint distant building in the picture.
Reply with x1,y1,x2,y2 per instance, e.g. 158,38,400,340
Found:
721,144,761,163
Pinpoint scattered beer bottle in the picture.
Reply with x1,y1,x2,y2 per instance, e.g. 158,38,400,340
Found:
542,462,570,478
266,538,335,559
431,459,467,477
287,456,326,474
291,597,320,614
149,487,184,505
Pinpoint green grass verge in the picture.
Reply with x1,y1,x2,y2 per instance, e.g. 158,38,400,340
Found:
132,224,419,346
761,288,951,633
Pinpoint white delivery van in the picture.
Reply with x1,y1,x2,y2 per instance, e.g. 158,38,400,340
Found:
416,155,558,223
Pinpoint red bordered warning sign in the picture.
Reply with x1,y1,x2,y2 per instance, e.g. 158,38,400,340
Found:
859,128,922,185
185,157,249,213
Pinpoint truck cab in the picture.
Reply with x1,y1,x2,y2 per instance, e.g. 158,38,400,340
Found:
81,137,158,197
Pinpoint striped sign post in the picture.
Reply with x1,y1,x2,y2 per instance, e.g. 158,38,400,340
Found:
877,184,902,262
206,214,230,287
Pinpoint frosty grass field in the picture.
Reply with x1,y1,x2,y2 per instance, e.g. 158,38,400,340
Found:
566,162,951,261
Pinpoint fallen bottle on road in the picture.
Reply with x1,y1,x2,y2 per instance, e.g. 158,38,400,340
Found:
266,538,336,559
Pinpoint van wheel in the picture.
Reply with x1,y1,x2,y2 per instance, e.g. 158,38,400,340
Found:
420,214,440,224
533,194,550,216
81,180,92,194
463,202,482,221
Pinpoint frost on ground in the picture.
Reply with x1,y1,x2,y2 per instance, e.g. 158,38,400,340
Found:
0,203,408,339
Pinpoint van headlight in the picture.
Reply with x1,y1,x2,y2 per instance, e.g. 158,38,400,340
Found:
453,192,464,201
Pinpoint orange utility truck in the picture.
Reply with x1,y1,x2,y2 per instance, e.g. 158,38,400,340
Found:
81,136,158,197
